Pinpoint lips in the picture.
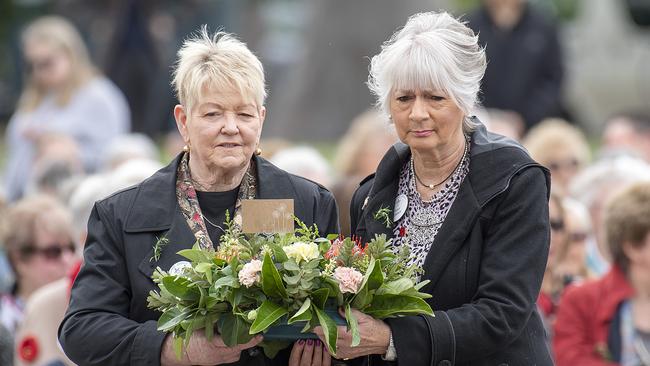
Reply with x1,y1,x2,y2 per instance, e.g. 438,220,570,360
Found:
412,130,433,137
217,143,242,148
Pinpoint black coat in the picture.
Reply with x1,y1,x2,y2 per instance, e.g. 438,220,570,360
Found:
58,154,339,366
350,123,553,366
467,5,564,130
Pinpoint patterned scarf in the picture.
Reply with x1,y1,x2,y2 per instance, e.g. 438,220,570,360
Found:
175,152,257,250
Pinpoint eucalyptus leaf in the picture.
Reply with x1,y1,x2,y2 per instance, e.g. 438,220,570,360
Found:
283,260,300,271
249,300,288,334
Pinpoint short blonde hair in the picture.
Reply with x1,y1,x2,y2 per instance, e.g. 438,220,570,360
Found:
604,182,650,272
1,195,75,262
19,16,96,111
172,27,266,111
368,11,486,131
523,118,591,167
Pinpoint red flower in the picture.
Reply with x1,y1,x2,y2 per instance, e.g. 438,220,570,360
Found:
18,335,39,362
399,226,407,237
325,239,342,260
193,213,201,222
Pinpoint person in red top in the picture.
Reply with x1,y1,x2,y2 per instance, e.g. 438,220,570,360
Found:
554,182,650,365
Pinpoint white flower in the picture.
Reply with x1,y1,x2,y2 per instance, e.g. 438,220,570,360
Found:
282,242,320,263
238,259,263,288
334,267,364,294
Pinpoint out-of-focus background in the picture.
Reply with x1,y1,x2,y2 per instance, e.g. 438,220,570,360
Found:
0,0,649,365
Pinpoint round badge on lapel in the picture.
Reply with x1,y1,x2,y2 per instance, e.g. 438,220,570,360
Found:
394,194,408,222
169,261,192,276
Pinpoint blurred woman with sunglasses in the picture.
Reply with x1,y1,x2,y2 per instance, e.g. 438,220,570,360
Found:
2,16,130,202
0,195,77,334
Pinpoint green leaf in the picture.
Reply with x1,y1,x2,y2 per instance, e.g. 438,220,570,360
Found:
288,298,312,324
162,276,201,301
158,307,193,332
345,303,360,347
375,278,414,296
364,294,434,318
249,300,288,334
314,306,338,355
283,260,300,271
261,253,288,299
173,335,183,360
351,283,370,309
260,340,292,359
204,314,215,341
213,275,238,289
219,313,254,347
178,248,212,263
283,273,301,285
364,258,384,291
270,243,289,263
311,288,329,309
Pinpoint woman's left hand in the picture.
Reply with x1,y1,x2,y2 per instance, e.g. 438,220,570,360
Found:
289,339,331,366
313,308,391,360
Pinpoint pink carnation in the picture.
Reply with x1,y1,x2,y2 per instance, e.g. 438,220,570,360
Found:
238,260,262,288
333,267,364,294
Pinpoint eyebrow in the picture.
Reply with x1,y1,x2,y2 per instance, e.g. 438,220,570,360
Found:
199,102,257,110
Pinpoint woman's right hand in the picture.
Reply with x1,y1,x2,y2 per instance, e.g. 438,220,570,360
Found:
289,339,331,366
160,332,263,366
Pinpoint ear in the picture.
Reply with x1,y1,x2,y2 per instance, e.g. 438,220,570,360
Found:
259,106,266,127
174,104,190,144
258,105,266,139
621,241,641,266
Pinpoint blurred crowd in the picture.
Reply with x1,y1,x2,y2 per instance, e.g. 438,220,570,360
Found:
0,0,649,365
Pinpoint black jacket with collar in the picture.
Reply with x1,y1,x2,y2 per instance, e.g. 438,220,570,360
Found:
58,154,339,366
350,123,553,366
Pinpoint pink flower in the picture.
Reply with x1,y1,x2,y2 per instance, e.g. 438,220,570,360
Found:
333,267,364,294
238,259,263,288
325,239,343,260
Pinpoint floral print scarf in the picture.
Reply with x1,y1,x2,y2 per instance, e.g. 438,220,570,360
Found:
175,152,257,250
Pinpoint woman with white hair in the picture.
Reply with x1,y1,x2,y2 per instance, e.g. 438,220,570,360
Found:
321,12,553,365
3,16,130,201
58,28,339,365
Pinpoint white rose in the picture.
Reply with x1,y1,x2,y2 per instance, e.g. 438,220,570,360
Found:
283,242,320,263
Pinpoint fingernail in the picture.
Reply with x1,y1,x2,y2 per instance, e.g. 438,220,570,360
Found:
315,339,321,346
298,339,305,345
307,339,313,345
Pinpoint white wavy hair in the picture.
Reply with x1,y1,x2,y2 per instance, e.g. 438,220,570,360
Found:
368,11,487,131
172,26,266,111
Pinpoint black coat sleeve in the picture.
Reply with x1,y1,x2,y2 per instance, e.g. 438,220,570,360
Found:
381,167,550,365
316,186,340,236
58,204,166,366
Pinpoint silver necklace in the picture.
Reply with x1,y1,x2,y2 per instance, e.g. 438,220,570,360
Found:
201,213,226,232
411,137,468,191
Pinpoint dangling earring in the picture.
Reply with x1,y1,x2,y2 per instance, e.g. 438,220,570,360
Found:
255,147,262,156
183,143,190,153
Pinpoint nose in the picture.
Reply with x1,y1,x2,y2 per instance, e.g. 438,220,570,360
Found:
409,96,428,123
221,112,239,135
